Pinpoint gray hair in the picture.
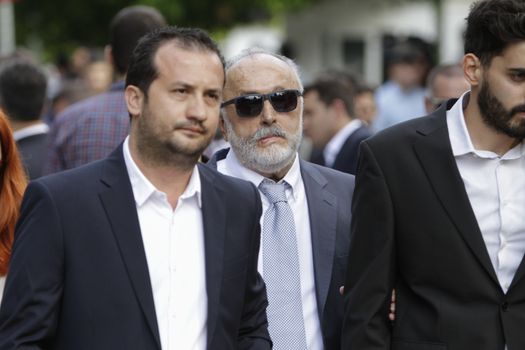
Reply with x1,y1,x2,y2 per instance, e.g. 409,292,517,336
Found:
225,47,303,91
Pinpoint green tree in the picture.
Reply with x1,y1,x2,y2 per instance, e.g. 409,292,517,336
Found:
14,0,313,60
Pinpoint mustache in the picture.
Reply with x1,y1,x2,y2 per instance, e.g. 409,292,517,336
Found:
510,104,525,116
252,126,287,141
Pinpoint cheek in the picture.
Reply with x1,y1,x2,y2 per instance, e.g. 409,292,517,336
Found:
233,119,260,139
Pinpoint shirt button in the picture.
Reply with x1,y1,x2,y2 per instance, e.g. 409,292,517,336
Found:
502,302,509,312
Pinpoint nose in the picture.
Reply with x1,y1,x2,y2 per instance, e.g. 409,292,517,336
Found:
187,94,207,121
260,100,276,125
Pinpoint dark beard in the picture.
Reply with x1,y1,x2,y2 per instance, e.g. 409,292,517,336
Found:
136,110,211,170
477,82,525,140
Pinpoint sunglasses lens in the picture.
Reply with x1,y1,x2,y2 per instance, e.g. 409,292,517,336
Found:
270,90,298,112
235,95,263,117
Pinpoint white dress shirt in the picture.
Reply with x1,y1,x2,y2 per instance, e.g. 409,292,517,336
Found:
217,150,323,350
12,123,49,141
323,119,363,167
123,137,207,350
447,93,525,294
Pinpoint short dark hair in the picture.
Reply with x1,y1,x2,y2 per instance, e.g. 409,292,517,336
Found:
0,60,47,122
109,5,166,75
126,26,225,97
305,76,355,117
464,0,525,67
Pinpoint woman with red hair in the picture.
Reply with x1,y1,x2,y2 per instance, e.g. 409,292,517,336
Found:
0,109,27,297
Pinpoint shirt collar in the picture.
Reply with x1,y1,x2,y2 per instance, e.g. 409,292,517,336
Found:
123,136,202,208
13,123,49,141
222,149,302,200
447,92,525,160
323,119,363,166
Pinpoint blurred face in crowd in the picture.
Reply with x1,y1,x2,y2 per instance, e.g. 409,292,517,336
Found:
354,91,377,125
221,54,303,178
425,71,469,113
127,42,224,167
476,42,525,139
303,90,337,148
390,61,426,90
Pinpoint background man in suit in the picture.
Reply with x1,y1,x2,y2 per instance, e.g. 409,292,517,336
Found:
0,59,48,179
343,0,525,349
0,27,270,350
303,77,371,175
45,5,166,174
208,48,354,350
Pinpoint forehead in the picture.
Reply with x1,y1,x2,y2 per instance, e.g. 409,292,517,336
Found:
225,54,300,95
490,41,525,69
153,42,224,86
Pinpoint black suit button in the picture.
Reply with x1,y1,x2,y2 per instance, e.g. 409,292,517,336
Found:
502,302,509,312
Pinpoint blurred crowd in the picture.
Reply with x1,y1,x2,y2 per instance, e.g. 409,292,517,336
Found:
0,8,471,182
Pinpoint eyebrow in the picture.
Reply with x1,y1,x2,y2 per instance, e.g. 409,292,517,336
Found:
507,68,525,74
237,86,289,95
170,82,222,94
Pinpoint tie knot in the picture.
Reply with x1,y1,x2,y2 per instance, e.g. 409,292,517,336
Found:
259,180,289,204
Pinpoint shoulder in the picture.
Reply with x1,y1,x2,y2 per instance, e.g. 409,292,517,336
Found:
54,90,127,127
302,159,354,180
300,160,355,191
33,157,108,196
367,110,443,150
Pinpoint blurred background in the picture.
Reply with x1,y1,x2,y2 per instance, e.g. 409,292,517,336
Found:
1,0,474,84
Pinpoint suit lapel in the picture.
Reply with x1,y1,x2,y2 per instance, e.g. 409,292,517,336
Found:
198,164,226,348
413,108,499,285
300,160,337,319
98,146,162,350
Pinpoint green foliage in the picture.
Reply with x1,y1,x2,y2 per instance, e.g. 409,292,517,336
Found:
14,0,315,61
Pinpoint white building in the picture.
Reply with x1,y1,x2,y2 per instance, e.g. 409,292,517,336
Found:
285,0,475,84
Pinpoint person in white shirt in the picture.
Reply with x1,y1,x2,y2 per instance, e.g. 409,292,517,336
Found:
0,26,270,350
342,1,525,349
303,76,372,175
207,47,354,350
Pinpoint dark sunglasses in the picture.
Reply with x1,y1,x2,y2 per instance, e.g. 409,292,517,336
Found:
221,89,303,118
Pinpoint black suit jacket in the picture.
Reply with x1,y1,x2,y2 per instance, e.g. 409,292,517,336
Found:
208,149,354,349
16,131,48,179
309,124,372,175
331,124,372,175
342,100,525,350
0,145,271,350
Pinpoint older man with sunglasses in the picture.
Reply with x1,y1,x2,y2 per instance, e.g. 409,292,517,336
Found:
207,48,354,350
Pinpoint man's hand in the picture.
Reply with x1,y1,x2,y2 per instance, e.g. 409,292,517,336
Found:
340,286,396,321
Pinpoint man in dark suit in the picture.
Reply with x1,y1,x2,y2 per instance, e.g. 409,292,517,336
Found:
0,59,48,179
0,27,270,350
303,76,371,175
343,1,525,349
208,48,354,350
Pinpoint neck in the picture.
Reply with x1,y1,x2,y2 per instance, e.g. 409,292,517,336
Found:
463,93,520,156
10,119,42,132
129,138,196,209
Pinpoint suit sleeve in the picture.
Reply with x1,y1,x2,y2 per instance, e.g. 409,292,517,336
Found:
342,141,396,350
238,183,272,350
0,181,64,349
